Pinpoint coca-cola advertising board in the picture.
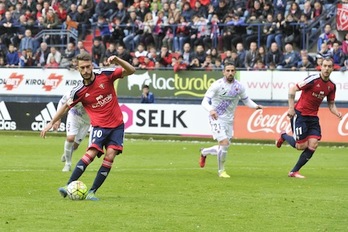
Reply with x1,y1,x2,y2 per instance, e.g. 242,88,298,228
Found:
234,106,348,143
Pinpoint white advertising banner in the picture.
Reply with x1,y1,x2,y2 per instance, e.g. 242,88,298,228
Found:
121,103,211,136
239,71,348,101
0,68,81,95
0,68,347,101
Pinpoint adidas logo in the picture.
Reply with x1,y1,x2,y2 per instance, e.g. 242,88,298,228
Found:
0,101,16,130
31,102,65,131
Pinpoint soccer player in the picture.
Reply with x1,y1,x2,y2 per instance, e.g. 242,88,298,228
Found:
41,53,135,200
276,58,342,178
199,62,263,178
53,91,90,172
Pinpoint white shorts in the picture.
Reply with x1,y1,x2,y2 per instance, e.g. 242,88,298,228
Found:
66,112,90,144
209,118,234,142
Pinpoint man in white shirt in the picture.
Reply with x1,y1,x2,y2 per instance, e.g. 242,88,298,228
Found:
200,62,263,178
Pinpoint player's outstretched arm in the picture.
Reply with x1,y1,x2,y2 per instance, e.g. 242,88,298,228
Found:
107,55,135,77
40,103,69,138
328,101,342,120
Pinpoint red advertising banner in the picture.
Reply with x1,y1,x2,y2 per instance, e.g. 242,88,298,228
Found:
337,3,348,31
234,106,348,143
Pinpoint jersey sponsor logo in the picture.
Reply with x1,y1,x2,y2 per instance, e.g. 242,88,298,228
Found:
92,94,112,108
85,93,90,97
312,91,325,99
0,101,16,130
31,102,65,131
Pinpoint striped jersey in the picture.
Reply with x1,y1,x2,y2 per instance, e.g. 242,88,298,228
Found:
68,67,123,128
295,73,336,116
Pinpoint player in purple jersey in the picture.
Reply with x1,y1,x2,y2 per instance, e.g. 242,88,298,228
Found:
41,53,135,200
276,58,342,178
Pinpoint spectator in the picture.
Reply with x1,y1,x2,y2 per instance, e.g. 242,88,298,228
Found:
253,59,266,70
173,55,188,72
12,2,24,22
326,33,341,49
46,46,61,65
141,12,155,49
134,43,148,63
141,84,155,103
181,2,193,22
342,32,348,56
139,56,155,69
302,1,314,22
287,2,302,22
266,13,282,49
340,59,348,72
273,0,286,16
75,5,89,40
123,10,143,51
161,16,175,52
110,1,127,24
189,57,201,69
331,42,345,70
104,43,118,59
34,41,50,67
62,14,78,37
297,54,315,70
79,0,94,18
315,55,323,71
317,24,332,52
19,29,37,53
96,16,111,46
60,42,76,68
153,10,167,50
235,43,246,68
116,44,132,64
5,44,19,67
75,40,87,55
266,42,284,68
279,43,300,69
213,57,224,70
158,45,172,67
136,1,151,21
173,16,190,53
19,49,34,67
312,1,323,19
132,57,140,68
318,43,331,59
181,43,194,66
0,11,19,47
300,49,315,66
45,56,60,68
22,0,37,14
245,42,259,70
201,55,214,71
91,37,105,67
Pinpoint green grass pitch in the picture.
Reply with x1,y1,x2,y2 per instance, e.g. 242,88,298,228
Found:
0,133,347,232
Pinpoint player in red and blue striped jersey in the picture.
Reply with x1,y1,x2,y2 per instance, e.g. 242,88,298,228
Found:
276,58,342,178
41,53,135,200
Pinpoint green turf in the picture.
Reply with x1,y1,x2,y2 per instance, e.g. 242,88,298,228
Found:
0,133,347,232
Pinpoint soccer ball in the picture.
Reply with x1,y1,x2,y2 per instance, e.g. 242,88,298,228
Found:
67,181,88,200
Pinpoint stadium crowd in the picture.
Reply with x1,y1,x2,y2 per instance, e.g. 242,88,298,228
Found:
0,0,348,71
